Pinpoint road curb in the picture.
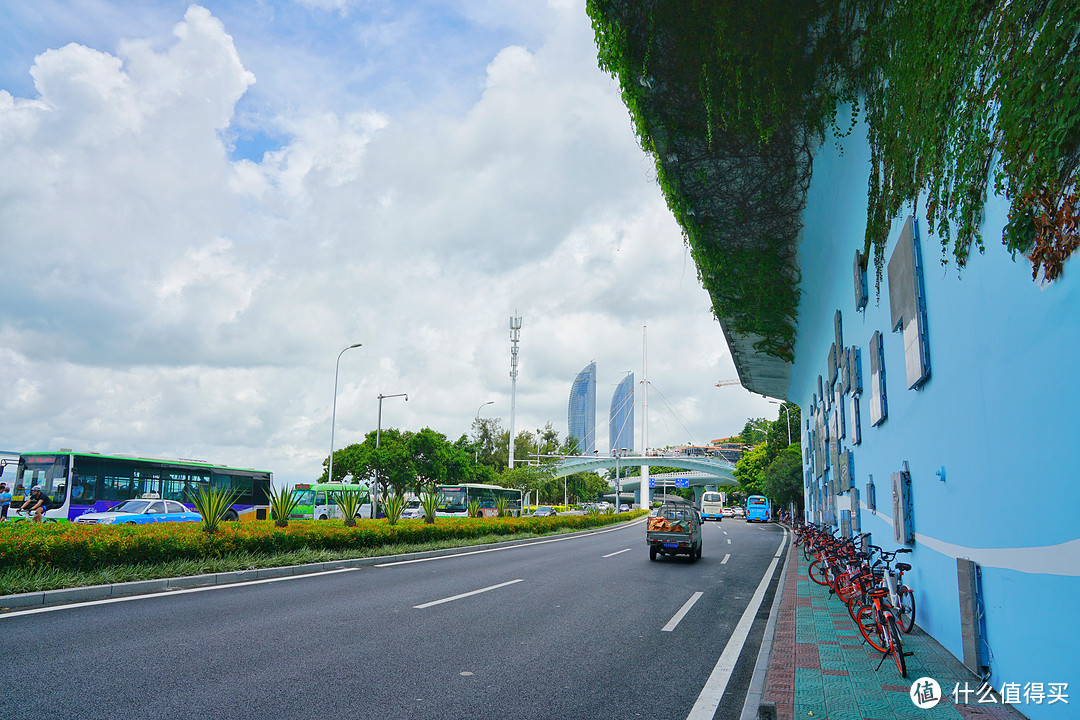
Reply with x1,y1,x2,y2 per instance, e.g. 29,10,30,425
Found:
739,525,792,720
0,518,642,612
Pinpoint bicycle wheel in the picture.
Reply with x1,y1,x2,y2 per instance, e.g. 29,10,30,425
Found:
856,606,889,652
886,616,907,677
808,559,830,585
897,586,916,633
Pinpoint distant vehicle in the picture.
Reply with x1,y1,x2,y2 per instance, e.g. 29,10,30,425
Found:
732,506,744,517
619,504,630,513
646,499,702,561
532,506,557,517
746,495,771,523
699,491,724,522
721,508,735,518
290,482,372,520
400,497,424,520
74,496,202,525
11,451,271,522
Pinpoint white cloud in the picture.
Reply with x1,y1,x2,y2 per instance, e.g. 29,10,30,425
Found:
0,2,777,486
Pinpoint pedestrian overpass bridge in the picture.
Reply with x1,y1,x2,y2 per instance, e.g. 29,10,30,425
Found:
552,454,738,502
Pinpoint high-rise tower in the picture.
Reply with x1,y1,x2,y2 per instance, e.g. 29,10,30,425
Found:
567,362,597,454
610,372,634,452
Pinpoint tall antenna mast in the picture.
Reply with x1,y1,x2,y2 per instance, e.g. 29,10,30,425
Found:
509,315,522,469
641,325,650,507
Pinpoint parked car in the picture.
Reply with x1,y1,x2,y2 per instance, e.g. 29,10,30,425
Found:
74,497,202,525
532,506,558,517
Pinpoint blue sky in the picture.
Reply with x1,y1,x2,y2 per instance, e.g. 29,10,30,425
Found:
0,1,776,486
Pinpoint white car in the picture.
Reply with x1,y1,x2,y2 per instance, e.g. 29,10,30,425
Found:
400,498,424,520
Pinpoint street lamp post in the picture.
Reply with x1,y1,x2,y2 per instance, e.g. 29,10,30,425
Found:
328,343,362,485
612,447,628,511
376,392,408,518
770,400,793,445
474,401,494,462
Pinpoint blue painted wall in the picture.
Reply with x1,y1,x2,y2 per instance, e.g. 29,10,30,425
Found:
791,114,1080,719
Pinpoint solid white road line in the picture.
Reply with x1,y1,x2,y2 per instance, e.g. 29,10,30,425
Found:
413,578,524,609
602,548,631,558
721,553,731,564
662,591,704,632
0,567,360,619
685,534,785,720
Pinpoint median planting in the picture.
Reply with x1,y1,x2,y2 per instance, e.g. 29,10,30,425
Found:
0,511,647,576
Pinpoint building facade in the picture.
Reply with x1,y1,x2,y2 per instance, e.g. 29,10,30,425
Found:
783,115,1080,720
609,372,634,453
567,361,597,455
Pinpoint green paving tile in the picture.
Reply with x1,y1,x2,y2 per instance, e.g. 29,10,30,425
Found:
793,702,827,718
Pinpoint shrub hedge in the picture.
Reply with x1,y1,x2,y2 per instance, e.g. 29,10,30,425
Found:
0,511,647,572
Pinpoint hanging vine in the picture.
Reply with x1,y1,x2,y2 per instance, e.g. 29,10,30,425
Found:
586,0,1080,359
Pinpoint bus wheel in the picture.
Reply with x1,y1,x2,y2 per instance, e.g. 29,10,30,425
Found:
319,514,328,520
223,510,239,522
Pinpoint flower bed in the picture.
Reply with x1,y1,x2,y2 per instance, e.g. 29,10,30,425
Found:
0,512,646,572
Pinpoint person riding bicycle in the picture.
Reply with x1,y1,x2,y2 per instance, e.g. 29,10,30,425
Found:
19,485,50,522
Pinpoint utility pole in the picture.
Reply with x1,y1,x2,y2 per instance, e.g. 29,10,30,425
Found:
509,316,522,469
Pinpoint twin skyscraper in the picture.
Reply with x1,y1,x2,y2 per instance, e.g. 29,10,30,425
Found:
567,362,634,455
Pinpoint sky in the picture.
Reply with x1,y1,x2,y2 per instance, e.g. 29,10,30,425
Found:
0,0,779,487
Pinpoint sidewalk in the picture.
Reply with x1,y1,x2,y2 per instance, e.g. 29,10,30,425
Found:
758,533,1028,720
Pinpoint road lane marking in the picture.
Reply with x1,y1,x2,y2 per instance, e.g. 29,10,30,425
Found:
602,548,631,558
376,517,647,567
0,568,360,618
727,538,732,544
662,591,704,632
413,578,524,609
686,532,785,720
774,536,788,557
721,554,730,564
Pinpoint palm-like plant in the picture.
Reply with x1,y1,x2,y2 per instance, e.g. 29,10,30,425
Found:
269,486,300,528
467,499,481,518
383,494,405,525
495,496,509,518
420,491,440,524
334,485,366,528
188,485,241,534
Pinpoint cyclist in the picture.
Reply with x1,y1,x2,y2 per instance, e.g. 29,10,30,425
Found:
19,485,50,522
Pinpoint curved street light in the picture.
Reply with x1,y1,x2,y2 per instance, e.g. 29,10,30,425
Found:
474,401,494,462
375,392,409,517
328,343,362,484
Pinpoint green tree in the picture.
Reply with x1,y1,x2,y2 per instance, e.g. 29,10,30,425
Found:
734,444,769,497
764,445,804,513
739,418,770,447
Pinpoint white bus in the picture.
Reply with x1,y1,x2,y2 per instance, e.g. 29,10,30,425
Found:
700,491,725,522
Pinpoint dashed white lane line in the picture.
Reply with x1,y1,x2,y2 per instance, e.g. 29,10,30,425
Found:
662,591,704,632
413,578,524,609
602,548,631,558
721,553,731,564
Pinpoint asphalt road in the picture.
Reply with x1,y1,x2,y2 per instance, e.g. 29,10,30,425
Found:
1,517,787,720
